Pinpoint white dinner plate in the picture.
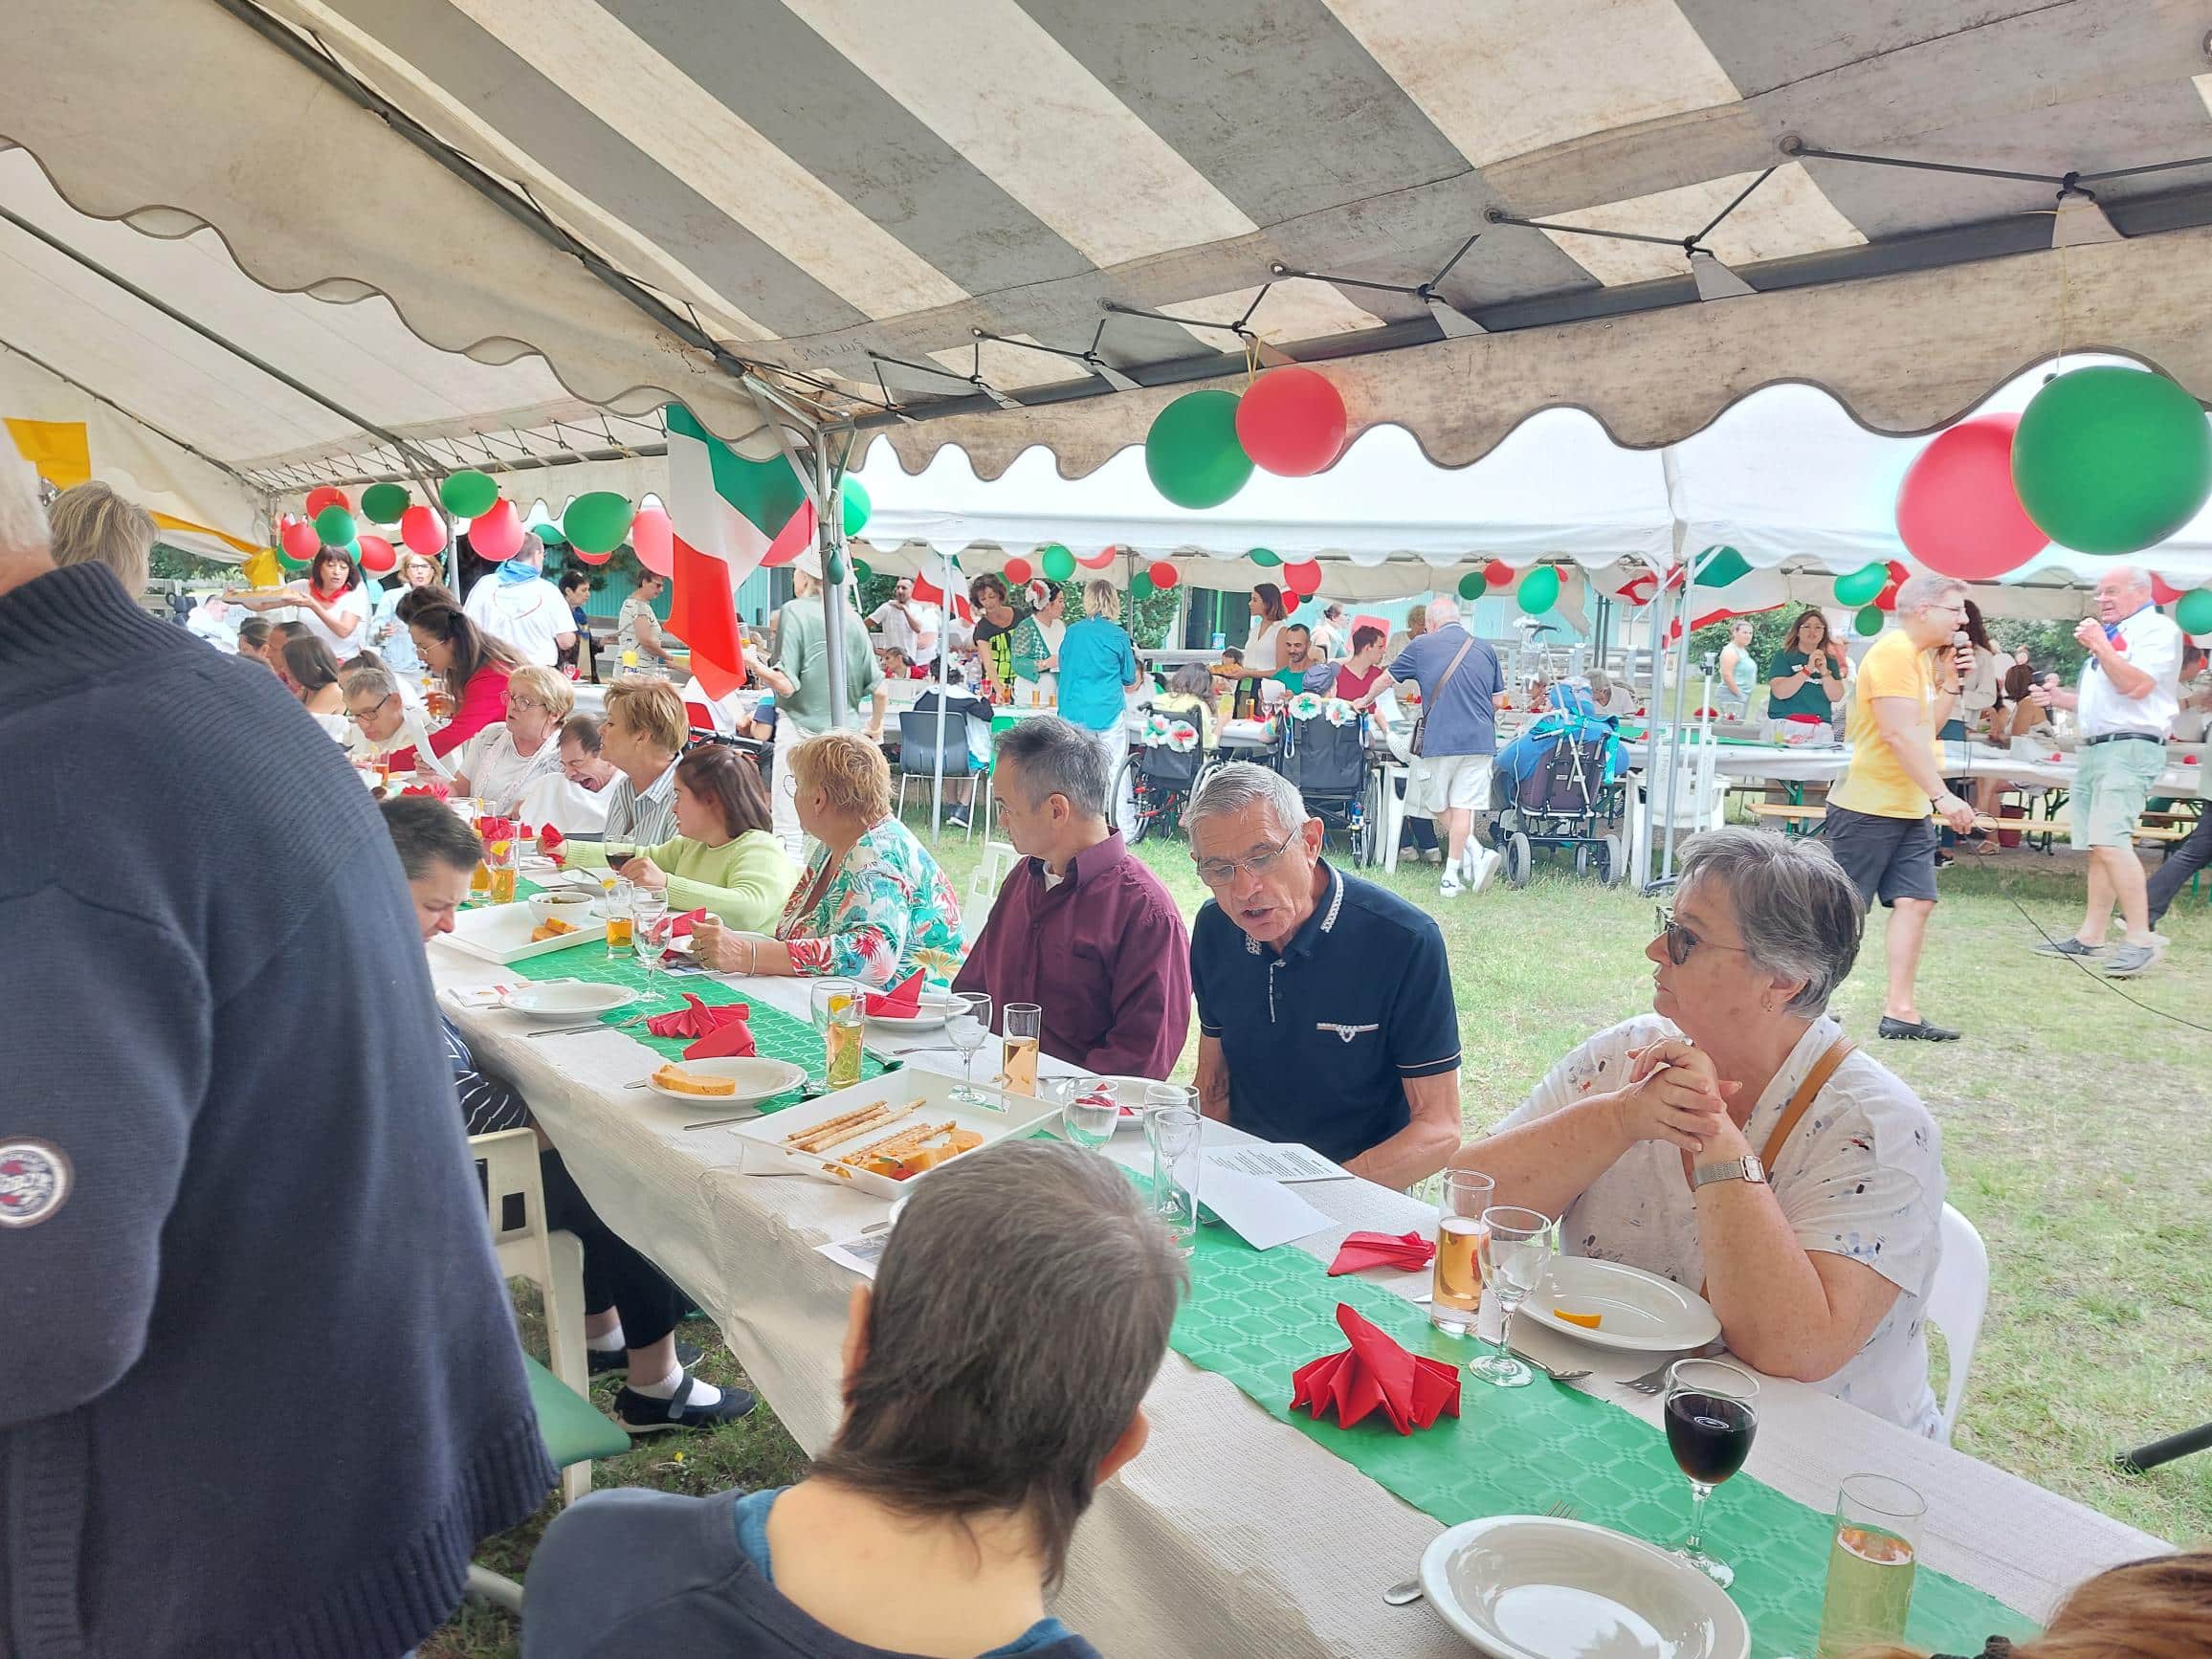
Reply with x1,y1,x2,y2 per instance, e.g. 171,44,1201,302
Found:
642,1056,807,1108
498,981,640,1019
1419,1515,1750,1659
1517,1256,1723,1353
863,991,962,1032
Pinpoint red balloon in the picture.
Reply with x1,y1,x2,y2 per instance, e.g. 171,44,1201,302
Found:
1886,559,1910,585
2152,574,2184,605
280,519,321,561
630,504,674,579
357,534,397,576
471,498,524,563
304,486,351,517
1484,560,1515,588
762,501,814,568
1076,545,1118,570
1282,559,1323,596
1148,561,1180,590
1002,556,1033,586
1874,577,1902,612
1895,415,2046,580
1233,366,1348,477
1282,591,1301,610
570,544,612,566
399,503,447,557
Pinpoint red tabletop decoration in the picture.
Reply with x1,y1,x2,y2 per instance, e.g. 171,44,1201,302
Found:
646,993,749,1040
1327,1230,1436,1276
864,968,924,1019
1291,1302,1460,1435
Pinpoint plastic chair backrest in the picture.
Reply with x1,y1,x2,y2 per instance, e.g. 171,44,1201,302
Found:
897,710,972,777
685,700,718,733
1927,1202,1989,1443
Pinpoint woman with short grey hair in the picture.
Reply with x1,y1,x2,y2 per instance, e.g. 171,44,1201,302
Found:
1455,826,1948,1435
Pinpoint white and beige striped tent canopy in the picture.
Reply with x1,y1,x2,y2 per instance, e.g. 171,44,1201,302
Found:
6,0,2212,543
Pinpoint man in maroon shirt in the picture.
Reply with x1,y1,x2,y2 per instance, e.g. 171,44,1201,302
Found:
955,717,1192,1077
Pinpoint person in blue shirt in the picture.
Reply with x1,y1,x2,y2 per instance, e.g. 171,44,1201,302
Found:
521,1139,1184,1659
1055,578,1141,774
1187,762,1465,1188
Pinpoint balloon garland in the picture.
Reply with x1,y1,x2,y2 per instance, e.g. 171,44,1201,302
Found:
1144,368,1352,511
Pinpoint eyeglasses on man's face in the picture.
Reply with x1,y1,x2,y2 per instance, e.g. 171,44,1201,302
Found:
1193,825,1299,888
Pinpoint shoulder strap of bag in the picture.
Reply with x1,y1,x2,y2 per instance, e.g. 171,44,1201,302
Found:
1411,634,1475,756
1432,634,1475,698
1695,1036,1854,1299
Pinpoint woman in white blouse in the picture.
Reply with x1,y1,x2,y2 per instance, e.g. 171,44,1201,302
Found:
450,663,574,814
231,548,373,655
1453,827,1946,1435
1226,582,1290,719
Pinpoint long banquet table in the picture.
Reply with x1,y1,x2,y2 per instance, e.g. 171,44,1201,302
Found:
430,946,2167,1656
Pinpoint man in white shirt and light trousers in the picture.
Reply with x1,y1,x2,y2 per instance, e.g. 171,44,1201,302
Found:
2030,566,2183,979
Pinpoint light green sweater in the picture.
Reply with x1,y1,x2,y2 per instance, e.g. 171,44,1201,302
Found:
570,830,800,933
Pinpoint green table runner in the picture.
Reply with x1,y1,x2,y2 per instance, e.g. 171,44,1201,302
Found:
1172,1225,2033,1658
500,920,886,1114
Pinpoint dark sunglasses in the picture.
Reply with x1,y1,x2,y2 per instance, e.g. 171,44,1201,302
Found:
1655,906,1751,968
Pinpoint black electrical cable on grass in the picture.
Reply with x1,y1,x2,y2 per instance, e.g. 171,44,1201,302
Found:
2008,896,2212,1034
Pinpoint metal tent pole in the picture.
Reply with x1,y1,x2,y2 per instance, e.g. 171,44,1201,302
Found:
931,548,954,835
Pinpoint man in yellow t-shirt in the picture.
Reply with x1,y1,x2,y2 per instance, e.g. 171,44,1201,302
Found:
1824,575,1979,1042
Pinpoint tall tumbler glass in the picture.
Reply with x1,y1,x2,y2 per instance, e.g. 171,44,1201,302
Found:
1815,1474,1924,1658
1148,1105,1203,1252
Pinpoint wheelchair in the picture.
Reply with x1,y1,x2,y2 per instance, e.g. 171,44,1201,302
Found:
1487,732,1628,888
1112,710,1221,845
1272,696,1374,864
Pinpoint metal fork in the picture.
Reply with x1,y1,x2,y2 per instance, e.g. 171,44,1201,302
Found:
1619,1359,1676,1395
1384,1503,1580,1605
524,1010,655,1039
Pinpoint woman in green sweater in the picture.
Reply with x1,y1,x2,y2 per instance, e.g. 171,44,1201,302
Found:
571,744,799,931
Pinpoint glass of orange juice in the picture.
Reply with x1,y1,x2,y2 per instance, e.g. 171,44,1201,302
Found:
604,880,636,958
1430,1170,1494,1336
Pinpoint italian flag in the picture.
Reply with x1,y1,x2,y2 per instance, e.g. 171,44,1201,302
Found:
664,403,810,699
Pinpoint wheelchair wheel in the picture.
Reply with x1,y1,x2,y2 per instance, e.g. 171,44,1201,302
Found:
1598,832,1627,887
1347,788,1375,866
1112,754,1149,843
1504,830,1534,889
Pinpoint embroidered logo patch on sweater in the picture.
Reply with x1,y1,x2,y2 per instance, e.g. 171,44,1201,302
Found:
0,1139,71,1228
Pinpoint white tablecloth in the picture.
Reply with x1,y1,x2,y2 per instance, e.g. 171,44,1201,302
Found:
429,951,2167,1654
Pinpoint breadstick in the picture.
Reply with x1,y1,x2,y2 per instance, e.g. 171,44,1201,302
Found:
787,1104,891,1153
799,1101,919,1156
784,1098,894,1147
843,1117,956,1167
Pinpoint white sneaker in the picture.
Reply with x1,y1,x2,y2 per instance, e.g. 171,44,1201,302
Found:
1439,874,1465,897
1466,847,1501,895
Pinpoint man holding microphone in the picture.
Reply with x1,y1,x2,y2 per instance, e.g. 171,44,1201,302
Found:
1821,575,1980,1041
2029,566,2183,978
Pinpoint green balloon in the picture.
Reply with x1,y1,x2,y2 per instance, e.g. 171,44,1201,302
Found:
360,482,409,523
826,551,848,586
1041,543,1076,583
564,492,634,555
534,520,568,547
1855,604,1886,636
440,469,499,519
2175,586,2212,634
1249,547,1281,567
1145,389,1253,509
1456,570,1486,601
1516,564,1560,613
276,545,310,570
2012,366,2212,554
841,479,872,537
852,559,873,583
1699,545,1752,587
1131,572,1155,600
314,505,356,547
1833,562,1889,608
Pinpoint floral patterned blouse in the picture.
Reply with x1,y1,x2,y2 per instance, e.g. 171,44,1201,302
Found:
774,815,964,987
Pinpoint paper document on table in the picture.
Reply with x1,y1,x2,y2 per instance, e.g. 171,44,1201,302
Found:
1205,1142,1350,1183
815,1232,892,1281
1201,1167,1335,1251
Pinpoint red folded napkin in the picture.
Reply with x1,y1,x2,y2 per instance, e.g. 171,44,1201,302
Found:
660,907,706,941
537,824,565,865
646,993,749,1039
400,781,450,800
1291,1302,1460,1435
864,968,924,1019
1327,1230,1436,1276
683,1017,758,1061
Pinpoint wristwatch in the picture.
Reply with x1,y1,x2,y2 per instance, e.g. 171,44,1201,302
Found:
1692,1155,1766,1189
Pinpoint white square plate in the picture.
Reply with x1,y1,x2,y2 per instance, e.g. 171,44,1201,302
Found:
727,1070,1058,1199
435,901,609,965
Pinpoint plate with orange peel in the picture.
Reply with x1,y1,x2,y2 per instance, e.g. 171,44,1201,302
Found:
1518,1256,1721,1353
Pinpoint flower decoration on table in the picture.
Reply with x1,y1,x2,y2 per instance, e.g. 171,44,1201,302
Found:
1291,1302,1460,1435
1286,690,1325,722
1322,697,1360,727
1326,1230,1435,1276
647,993,750,1040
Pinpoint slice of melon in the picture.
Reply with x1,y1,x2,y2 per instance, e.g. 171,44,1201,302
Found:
1552,1309,1603,1330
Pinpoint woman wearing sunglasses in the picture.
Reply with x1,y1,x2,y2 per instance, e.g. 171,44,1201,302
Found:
1450,827,1947,1435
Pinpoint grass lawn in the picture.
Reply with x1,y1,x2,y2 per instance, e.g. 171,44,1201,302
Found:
426,813,2212,1657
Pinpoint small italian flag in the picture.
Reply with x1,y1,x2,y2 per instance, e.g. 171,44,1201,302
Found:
664,403,810,698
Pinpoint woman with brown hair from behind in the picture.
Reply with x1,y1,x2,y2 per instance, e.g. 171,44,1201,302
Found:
1850,1549,2212,1659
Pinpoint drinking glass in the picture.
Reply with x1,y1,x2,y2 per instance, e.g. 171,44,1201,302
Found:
1000,1002,1042,1097
1059,1077,1119,1151
1467,1206,1551,1388
808,978,858,1082
485,834,519,906
1141,1084,1201,1214
603,880,636,959
1814,1474,1924,1657
630,888,668,981
1429,1170,1495,1337
945,992,992,1104
1664,1359,1762,1588
825,996,866,1091
1148,1105,1203,1252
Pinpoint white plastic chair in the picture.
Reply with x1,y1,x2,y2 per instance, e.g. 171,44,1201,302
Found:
1926,1202,1989,1444
962,840,1020,942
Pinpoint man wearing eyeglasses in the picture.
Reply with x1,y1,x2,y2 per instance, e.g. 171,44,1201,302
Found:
341,662,453,779
1823,575,1979,1042
1186,763,1462,1188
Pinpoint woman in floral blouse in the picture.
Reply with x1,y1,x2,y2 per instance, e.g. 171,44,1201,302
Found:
693,729,962,987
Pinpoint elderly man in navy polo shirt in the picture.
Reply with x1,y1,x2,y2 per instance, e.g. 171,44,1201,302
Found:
1187,763,1464,1186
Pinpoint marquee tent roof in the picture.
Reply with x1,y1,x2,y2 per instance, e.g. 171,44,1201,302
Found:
7,0,2212,532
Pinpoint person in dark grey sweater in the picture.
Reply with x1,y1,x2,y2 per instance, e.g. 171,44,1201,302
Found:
0,476,553,1659
521,1139,1187,1659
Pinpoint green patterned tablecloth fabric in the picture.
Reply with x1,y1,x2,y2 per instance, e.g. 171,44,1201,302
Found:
503,923,886,1114
1170,1221,2034,1658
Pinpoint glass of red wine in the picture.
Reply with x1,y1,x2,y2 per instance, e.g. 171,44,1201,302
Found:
1663,1358,1760,1587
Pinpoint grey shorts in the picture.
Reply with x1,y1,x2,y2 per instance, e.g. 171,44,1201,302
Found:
1824,805,1938,909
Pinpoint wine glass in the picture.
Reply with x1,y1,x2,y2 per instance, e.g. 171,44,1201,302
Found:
631,888,668,982
945,992,992,1104
1058,1077,1119,1151
1466,1206,1550,1388
1664,1359,1761,1587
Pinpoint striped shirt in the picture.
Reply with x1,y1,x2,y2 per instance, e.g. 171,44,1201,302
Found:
444,1017,531,1137
602,761,679,848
